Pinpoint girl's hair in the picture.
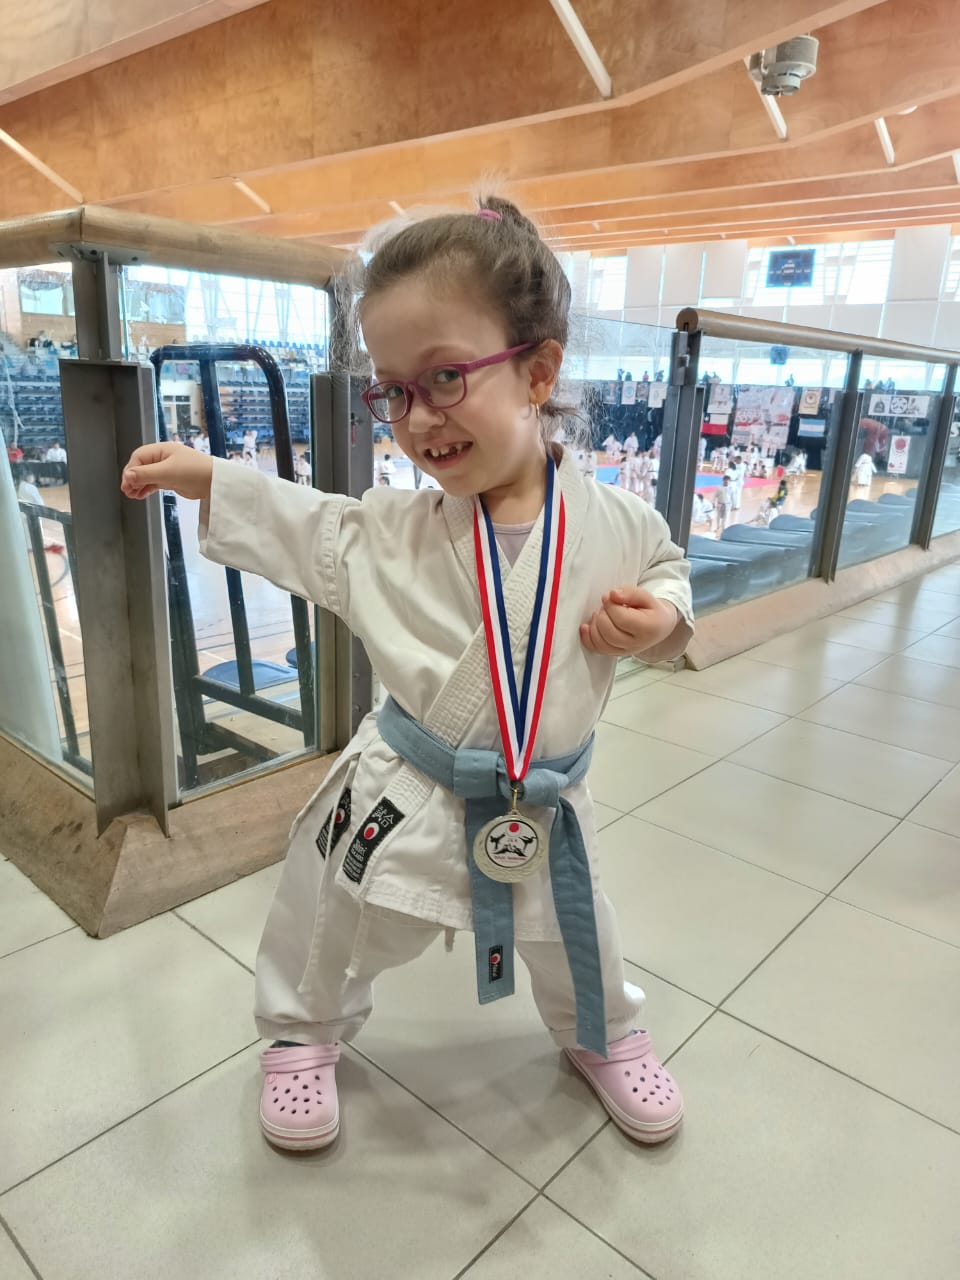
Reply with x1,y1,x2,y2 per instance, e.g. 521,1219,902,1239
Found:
337,195,584,443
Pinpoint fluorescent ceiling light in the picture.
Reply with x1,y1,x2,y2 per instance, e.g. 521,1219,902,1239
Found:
874,117,895,166
0,127,82,201
548,0,612,98
389,200,406,215
233,179,270,214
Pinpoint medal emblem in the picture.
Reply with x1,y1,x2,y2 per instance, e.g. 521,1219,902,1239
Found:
473,810,549,883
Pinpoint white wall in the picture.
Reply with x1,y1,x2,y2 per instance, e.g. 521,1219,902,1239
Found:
598,226,959,353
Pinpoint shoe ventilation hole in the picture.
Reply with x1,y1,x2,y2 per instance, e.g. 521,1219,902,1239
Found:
272,1086,277,1092
315,1074,320,1080
642,1096,649,1102
640,1076,645,1082
624,1071,631,1077
293,1074,299,1080
632,1087,638,1093
279,1107,285,1112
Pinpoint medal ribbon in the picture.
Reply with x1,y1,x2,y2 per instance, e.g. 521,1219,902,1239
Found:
473,455,566,785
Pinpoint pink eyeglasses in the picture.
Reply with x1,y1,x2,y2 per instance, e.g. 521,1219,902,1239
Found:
361,343,534,424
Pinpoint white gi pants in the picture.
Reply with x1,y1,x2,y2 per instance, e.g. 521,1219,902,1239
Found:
254,880,645,1050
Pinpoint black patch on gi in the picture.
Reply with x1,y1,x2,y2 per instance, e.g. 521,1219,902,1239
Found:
342,798,405,883
488,946,504,983
316,787,352,860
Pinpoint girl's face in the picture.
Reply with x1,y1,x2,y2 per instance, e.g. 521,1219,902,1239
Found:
360,277,561,501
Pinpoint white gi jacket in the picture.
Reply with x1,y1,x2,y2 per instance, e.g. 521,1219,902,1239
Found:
199,448,694,942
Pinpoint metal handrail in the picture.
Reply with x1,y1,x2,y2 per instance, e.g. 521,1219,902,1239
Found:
0,205,353,284
675,307,959,365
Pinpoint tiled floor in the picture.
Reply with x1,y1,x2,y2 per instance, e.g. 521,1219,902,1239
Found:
4,564,960,1279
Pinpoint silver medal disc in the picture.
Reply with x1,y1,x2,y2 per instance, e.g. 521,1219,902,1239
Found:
473,812,550,883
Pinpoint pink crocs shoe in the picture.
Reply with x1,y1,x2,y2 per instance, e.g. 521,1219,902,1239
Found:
566,1030,683,1144
259,1043,341,1151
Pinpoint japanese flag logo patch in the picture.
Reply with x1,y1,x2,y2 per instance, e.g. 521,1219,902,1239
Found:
342,798,405,883
316,787,352,860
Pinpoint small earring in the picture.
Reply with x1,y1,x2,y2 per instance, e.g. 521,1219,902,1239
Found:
533,402,541,419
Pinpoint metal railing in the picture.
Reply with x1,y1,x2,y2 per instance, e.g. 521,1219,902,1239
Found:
658,308,960,588
149,343,316,790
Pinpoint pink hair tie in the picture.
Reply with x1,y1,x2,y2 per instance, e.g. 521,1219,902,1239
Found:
477,208,502,222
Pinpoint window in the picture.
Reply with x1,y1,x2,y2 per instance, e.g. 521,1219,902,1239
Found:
744,240,893,308
18,267,74,316
588,256,627,313
941,236,960,299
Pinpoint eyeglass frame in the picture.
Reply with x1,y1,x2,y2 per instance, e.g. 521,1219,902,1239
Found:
360,343,536,424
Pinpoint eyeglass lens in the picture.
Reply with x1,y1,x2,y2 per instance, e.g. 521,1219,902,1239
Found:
367,367,466,422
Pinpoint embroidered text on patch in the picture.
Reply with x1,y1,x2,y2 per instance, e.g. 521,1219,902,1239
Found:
342,798,405,883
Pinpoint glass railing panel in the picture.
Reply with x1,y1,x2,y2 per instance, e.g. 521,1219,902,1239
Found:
0,262,90,785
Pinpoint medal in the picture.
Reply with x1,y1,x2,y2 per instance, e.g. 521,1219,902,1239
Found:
472,454,565,883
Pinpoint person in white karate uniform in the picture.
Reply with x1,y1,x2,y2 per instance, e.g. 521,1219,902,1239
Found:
121,196,694,1155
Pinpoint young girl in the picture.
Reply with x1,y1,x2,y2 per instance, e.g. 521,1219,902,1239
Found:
121,197,694,1153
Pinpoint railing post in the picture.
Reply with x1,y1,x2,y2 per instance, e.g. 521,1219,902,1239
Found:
62,250,176,833
811,353,862,583
658,327,703,548
911,363,958,550
311,371,373,749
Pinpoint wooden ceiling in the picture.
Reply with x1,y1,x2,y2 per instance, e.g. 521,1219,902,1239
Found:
1,0,959,255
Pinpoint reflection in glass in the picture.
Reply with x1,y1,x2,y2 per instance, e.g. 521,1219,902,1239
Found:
0,263,89,785
840,364,942,566
118,266,329,797
685,337,848,614
932,397,960,539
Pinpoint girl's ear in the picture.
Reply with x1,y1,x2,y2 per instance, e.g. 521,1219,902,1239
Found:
527,339,563,405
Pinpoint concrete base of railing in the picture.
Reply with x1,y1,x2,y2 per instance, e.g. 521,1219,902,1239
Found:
0,742,337,938
685,528,960,669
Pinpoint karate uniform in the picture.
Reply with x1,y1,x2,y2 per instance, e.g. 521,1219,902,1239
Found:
198,450,694,1048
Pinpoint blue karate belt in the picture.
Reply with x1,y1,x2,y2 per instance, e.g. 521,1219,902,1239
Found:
377,696,608,1057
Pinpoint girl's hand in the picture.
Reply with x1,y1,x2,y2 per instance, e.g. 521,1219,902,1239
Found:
580,587,679,656
121,442,214,502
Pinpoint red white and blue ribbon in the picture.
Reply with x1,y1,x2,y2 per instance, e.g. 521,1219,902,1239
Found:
474,455,566,783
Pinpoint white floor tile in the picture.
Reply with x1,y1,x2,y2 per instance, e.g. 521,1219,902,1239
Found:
599,815,821,1004
589,723,714,812
603,683,785,757
357,938,710,1187
0,1230,35,1280
854,652,960,708
834,822,960,947
0,916,255,1191
874,579,960,606
909,762,960,838
462,1197,644,1280
730,719,952,817
803,614,927,653
664,656,843,716
799,681,960,762
903,632,960,669
931,615,960,638
838,596,960,630
0,1047,531,1280
743,633,884,681
725,898,960,1130
548,1014,960,1280
609,665,670,699
0,860,76,959
591,800,624,830
635,761,896,891
177,862,282,971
